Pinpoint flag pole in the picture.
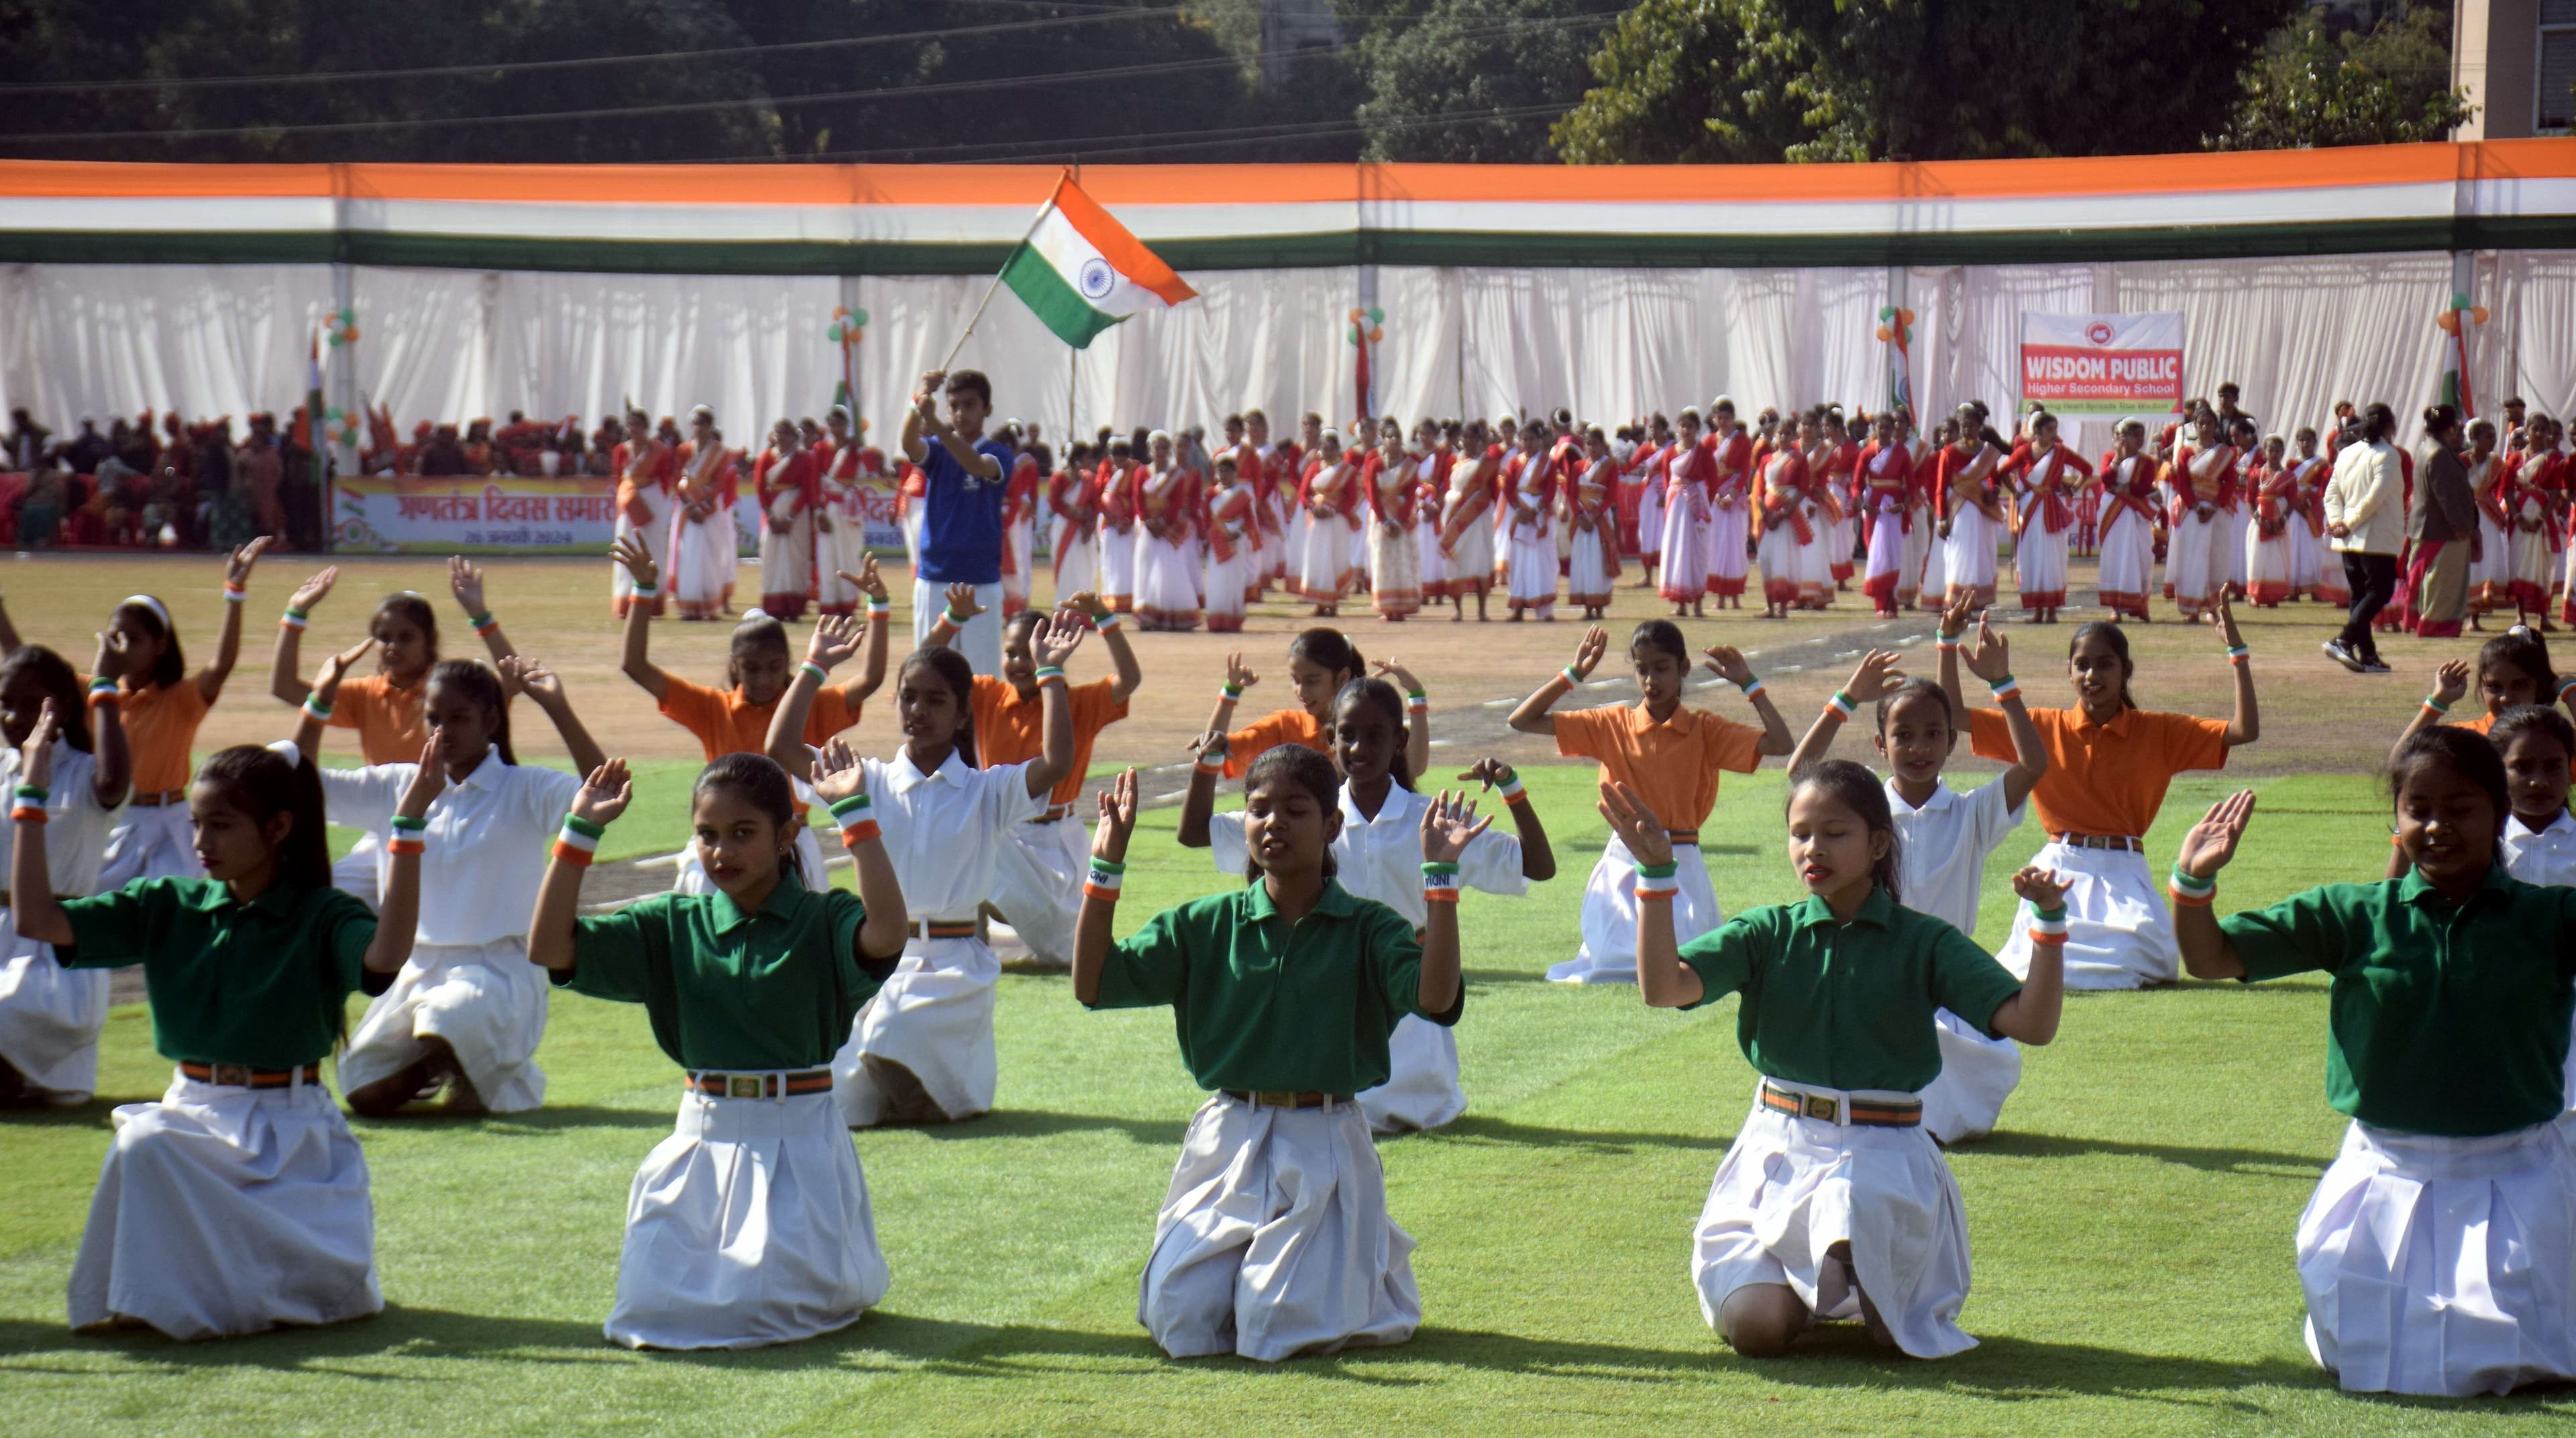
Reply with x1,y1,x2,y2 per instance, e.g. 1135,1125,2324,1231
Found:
936,170,1070,374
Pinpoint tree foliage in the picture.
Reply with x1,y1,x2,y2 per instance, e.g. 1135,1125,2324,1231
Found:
1354,0,1626,162
2214,3,2475,151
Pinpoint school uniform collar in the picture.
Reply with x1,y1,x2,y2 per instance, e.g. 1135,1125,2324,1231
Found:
2068,704,2136,737
1340,783,1417,829
1244,877,1360,923
1790,884,1897,931
708,870,810,935
1882,778,1956,816
448,746,504,792
888,746,972,793
2504,809,2576,843
1626,701,1703,736
2394,862,2522,912
184,878,308,917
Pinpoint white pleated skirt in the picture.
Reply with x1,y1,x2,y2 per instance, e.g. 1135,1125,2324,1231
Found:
1707,504,1751,592
70,1071,380,1339
2015,525,2068,609
1448,516,1496,592
335,937,549,1113
2095,506,2157,615
1636,480,1665,562
1097,522,1136,608
1568,527,1617,607
674,510,737,615
1503,523,1556,611
1992,841,2178,989
1913,519,1947,608
604,1086,888,1350
1136,533,1203,628
1693,1082,1976,1359
1917,1011,2023,1146
1657,500,1705,603
1297,516,1356,600
1550,834,1719,984
757,510,813,611
1358,1015,1464,1135
1050,517,1099,601
1140,1093,1421,1361
832,933,999,1126
2296,1119,2576,1396
2167,509,2229,619
989,815,1084,968
1942,507,1999,602
98,802,205,888
0,909,109,1100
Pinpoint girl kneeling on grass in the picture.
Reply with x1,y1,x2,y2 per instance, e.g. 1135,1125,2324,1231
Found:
1606,760,2066,1359
1077,754,1481,1361
19,730,433,1339
1179,676,1555,1134
529,752,908,1350
2171,732,2576,1396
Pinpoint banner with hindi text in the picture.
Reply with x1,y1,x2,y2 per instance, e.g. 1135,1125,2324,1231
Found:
2018,312,2184,417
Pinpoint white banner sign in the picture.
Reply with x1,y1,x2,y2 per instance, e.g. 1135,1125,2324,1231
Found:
2019,311,2185,417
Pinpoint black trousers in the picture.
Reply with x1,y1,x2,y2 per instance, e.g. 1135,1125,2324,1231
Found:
2339,551,2398,656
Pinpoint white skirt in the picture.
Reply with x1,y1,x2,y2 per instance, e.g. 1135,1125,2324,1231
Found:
1992,841,2177,990
1913,516,1946,608
1693,1083,1976,1359
1568,525,1617,607
758,510,813,611
2167,509,2229,619
1298,515,1356,600
70,1071,380,1339
674,509,737,613
1862,505,1908,605
606,1086,889,1350
1136,533,1203,628
1658,499,1705,602
2296,1119,2576,1396
1358,1015,1463,1135
1917,1011,2022,1146
2290,520,2324,592
1415,517,1450,598
1003,517,1034,608
1140,1093,1421,1361
1942,507,1999,601
1097,522,1136,607
1204,548,1254,627
2015,525,2068,609
1447,513,1495,591
0,910,109,1100
99,802,205,888
1371,521,1424,617
1707,503,1752,591
1637,478,1665,561
2096,505,2156,614
1050,517,1099,602
1756,519,1799,603
335,937,549,1113
832,933,998,1126
989,815,1084,968
1550,834,1719,984
1503,521,1556,611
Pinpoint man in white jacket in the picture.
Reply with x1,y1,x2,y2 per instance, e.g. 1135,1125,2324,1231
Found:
2321,401,2405,674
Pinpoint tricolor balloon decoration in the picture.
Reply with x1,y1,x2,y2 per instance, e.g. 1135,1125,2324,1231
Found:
1346,305,1385,347
1876,305,1916,417
323,307,360,348
325,406,362,448
826,306,869,345
2434,292,2489,417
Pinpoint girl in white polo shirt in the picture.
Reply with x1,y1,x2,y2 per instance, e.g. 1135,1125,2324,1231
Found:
1785,592,2049,1143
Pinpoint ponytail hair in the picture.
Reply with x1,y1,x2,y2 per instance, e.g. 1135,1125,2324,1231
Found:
692,752,808,887
1332,677,1415,790
195,743,332,893
1786,758,1902,905
425,660,515,765
1289,627,1364,687
1,646,93,753
900,646,979,766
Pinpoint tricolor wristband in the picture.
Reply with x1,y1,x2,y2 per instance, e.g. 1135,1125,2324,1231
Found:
1735,676,1766,700
2027,905,2069,944
1084,856,1125,903
2225,644,2250,665
1560,665,1585,689
1988,674,2021,701
799,661,830,686
1495,771,1526,805
470,611,500,638
1935,630,1962,651
1195,748,1225,774
1421,861,1462,903
1634,859,1680,899
11,782,46,823
1406,688,1429,713
2421,694,2452,716
279,607,309,631
302,695,333,723
828,792,879,847
867,597,892,619
943,603,973,627
2168,866,2217,906
2557,676,2576,698
553,814,604,867
87,677,119,707
1091,610,1119,633
1034,665,1067,687
222,583,248,605
1825,690,1857,719
386,835,427,856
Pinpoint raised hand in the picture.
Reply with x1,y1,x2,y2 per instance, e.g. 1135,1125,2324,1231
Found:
570,758,633,827
2208,590,2243,648
833,552,888,603
610,535,660,590
224,535,272,588
806,612,864,670
1702,644,1755,687
1092,767,1140,863
810,738,868,806
2175,790,2257,881
2010,865,2071,911
19,699,58,790
1030,609,1089,668
1569,624,1609,679
1419,789,1495,865
2430,658,2471,707
447,555,488,615
1369,656,1420,693
498,655,561,706
1454,756,1517,791
91,625,138,683
287,566,339,614
1223,652,1260,692
1064,588,1109,621
1184,728,1230,759
314,637,377,698
1596,780,1674,867
398,738,448,819
1963,616,2013,684
941,581,987,621
1843,649,1908,703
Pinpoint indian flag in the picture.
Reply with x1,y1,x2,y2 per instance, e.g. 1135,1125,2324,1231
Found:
1000,176,1196,348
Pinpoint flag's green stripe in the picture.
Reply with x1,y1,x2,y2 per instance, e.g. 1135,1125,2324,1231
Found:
1000,244,1120,349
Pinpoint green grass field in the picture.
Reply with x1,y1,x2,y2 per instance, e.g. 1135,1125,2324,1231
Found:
6,764,2572,1436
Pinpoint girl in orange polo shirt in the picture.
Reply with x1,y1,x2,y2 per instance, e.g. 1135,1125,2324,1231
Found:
2393,627,2576,752
612,537,890,894
1509,619,1792,983
924,583,1141,968
65,541,268,887
1943,601,2259,989
1196,627,1430,784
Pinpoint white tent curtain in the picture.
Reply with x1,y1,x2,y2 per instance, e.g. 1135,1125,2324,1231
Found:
3,254,2572,452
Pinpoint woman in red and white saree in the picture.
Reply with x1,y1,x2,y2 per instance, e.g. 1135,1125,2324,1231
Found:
2465,420,2511,624
2000,411,2092,623
1858,413,1916,617
1934,410,2006,611
1095,442,1138,614
2503,415,2562,630
1756,419,1817,619
754,419,818,620
2162,411,2238,623
1413,423,1455,612
1566,428,1622,619
2285,430,2332,606
1499,428,1558,621
1629,418,1668,592
1201,458,1257,633
999,444,1040,618
1134,432,1203,631
1438,422,1499,622
1297,432,1359,615
2244,435,2301,609
1704,401,1754,609
2094,419,2161,620
1657,407,1711,617
672,407,741,621
1368,433,1424,621
1046,444,1100,604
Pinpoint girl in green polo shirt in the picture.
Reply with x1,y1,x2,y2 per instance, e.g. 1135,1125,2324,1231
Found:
2170,727,2576,1397
1075,748,1481,1362
527,748,908,1351
1607,758,2068,1361
15,727,436,1340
